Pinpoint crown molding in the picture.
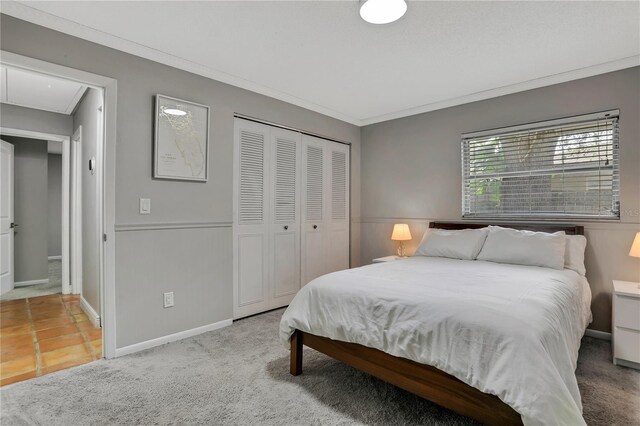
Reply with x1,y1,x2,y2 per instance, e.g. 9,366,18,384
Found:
361,55,640,126
1,1,362,126
3,1,638,128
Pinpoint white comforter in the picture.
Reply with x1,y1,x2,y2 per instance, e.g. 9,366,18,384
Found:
280,257,592,425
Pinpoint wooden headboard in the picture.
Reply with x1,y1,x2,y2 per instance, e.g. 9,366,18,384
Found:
429,221,584,236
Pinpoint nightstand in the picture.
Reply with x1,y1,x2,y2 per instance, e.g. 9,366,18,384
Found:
372,255,404,263
612,280,640,369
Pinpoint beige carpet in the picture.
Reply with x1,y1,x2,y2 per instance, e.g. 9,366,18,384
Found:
1,309,638,425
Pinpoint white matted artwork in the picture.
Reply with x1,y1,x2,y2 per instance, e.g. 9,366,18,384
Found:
154,94,209,181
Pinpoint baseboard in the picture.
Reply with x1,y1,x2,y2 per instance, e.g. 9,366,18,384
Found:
80,296,101,328
114,318,233,357
614,358,640,370
585,328,612,341
48,255,62,261
14,279,49,287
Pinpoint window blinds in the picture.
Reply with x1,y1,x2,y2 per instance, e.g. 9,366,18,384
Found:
462,111,620,219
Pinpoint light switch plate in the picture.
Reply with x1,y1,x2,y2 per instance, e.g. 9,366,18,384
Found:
140,198,151,215
163,292,174,308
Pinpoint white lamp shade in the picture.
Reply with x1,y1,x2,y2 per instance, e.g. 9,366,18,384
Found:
360,0,407,25
391,224,412,241
630,232,640,258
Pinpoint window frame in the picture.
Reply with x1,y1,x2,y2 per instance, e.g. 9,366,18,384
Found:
461,110,620,220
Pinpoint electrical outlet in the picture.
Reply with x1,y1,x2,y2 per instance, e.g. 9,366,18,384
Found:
163,292,174,308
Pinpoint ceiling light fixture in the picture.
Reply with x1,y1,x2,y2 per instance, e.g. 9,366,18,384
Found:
360,0,407,25
163,108,187,116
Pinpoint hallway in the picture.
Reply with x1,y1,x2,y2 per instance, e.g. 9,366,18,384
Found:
0,294,102,386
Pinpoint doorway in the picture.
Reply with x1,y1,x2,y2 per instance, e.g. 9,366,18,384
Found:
0,54,115,384
0,134,67,300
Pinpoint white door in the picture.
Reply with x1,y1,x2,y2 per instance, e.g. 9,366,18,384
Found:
269,127,301,307
0,140,15,295
233,120,270,318
301,135,327,285
326,143,350,273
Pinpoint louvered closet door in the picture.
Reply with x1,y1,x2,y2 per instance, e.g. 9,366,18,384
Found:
326,142,350,274
233,120,270,318
301,135,326,285
269,128,301,307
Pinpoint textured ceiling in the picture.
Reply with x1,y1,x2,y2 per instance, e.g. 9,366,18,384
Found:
3,1,639,125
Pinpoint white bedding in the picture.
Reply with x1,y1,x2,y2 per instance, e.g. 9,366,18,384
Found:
279,257,592,425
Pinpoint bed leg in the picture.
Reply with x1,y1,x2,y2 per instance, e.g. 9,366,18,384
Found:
290,330,303,376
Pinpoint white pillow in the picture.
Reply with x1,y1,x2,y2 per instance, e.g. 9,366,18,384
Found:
415,228,488,260
564,235,587,276
477,227,566,269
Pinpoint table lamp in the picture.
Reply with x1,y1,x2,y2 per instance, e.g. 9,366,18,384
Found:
391,223,412,257
630,232,640,289
630,232,640,258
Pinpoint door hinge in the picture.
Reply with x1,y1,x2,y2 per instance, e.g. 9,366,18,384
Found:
103,233,108,242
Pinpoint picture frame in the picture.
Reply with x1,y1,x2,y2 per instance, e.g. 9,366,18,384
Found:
154,94,210,181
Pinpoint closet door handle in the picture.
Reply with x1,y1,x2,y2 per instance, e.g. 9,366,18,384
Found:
284,225,288,230
313,225,318,230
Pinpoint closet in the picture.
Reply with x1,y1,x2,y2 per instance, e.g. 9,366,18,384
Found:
233,118,349,319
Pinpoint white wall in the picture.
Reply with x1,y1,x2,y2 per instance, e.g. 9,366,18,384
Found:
72,88,102,316
360,67,640,332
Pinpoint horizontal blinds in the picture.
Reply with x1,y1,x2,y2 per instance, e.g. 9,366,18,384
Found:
462,114,620,219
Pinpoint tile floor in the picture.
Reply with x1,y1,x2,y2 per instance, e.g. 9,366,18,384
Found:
0,294,102,386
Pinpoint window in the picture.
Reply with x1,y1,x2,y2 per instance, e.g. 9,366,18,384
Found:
462,111,620,219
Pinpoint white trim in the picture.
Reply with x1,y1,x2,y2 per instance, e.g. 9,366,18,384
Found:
0,126,71,295
6,2,636,127
585,328,612,341
114,221,232,232
70,126,82,295
1,50,118,360
48,255,62,261
114,319,232,357
0,127,68,144
360,56,639,125
14,279,49,287
61,133,70,292
80,296,100,328
614,358,640,370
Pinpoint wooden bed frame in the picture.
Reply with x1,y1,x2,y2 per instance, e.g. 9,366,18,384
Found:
289,221,584,425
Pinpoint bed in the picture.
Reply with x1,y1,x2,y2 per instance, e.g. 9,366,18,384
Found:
279,222,591,425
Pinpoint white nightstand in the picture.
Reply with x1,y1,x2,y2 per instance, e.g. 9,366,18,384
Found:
612,280,640,369
372,255,405,263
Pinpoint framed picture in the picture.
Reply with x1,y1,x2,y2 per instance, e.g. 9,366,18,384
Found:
154,94,210,181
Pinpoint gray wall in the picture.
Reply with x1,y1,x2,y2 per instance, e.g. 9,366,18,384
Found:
0,14,361,348
73,88,101,315
360,67,640,333
0,103,72,136
2,136,48,283
47,154,62,257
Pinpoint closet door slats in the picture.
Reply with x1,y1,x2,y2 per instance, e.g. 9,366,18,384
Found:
274,137,297,223
305,145,324,222
238,130,265,224
331,150,347,221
